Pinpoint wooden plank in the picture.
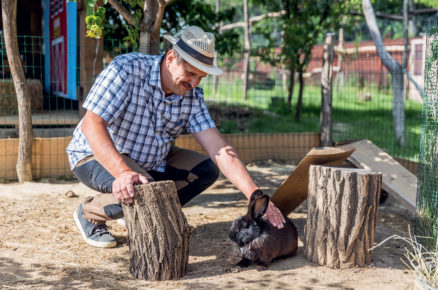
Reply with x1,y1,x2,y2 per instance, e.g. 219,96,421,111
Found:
339,139,416,213
0,111,80,126
174,132,320,164
1,133,320,180
271,146,355,216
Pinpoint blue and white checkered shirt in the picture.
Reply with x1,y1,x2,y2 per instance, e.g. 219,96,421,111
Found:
66,53,216,172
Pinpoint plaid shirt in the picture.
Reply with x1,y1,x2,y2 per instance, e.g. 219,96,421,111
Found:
66,53,216,172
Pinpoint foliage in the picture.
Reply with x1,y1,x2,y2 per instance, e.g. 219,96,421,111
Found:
161,0,241,55
85,0,241,55
254,0,358,69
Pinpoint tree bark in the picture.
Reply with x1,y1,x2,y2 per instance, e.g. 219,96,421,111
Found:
335,26,344,91
305,165,382,269
295,67,304,121
362,0,406,147
122,181,191,280
2,0,33,182
286,67,295,110
212,0,221,96
108,0,174,55
242,0,251,101
320,33,334,147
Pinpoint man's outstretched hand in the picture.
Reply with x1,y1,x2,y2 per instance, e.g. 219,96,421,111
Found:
112,170,149,203
264,201,286,229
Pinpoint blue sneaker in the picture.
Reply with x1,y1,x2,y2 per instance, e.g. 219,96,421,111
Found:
73,204,117,248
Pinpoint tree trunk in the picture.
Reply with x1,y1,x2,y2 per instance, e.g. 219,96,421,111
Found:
320,33,335,147
139,0,159,54
305,165,382,269
122,181,191,280
295,67,304,121
362,0,406,147
286,67,295,110
242,0,251,101
212,0,221,96
2,0,33,182
408,0,417,37
79,0,103,118
335,27,344,91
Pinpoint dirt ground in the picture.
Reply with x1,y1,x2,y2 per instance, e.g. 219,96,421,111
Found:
0,161,416,289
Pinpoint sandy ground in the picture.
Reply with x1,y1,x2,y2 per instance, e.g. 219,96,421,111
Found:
0,161,416,289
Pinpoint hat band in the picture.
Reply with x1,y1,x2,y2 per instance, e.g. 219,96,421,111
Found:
176,39,213,65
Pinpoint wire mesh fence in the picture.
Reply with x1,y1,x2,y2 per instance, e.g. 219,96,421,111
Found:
0,33,426,181
415,19,438,249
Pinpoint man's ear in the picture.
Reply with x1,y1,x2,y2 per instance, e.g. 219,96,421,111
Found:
166,50,175,65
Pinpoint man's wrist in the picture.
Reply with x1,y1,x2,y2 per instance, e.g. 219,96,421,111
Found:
118,169,131,177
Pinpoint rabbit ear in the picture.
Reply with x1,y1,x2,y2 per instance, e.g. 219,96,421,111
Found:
249,192,269,220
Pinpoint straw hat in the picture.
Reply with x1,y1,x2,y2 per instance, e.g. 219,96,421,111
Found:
163,26,223,76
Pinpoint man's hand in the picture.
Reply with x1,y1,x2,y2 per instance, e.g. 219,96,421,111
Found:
112,170,149,203
263,201,286,229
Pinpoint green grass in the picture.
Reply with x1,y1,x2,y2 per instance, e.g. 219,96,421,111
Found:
201,76,422,161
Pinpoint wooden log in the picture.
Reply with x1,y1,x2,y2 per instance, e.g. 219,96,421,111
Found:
122,181,191,280
304,165,382,269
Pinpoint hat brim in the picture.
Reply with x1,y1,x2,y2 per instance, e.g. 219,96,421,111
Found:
164,34,223,76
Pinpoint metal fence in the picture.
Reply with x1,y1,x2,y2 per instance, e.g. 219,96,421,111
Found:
0,34,426,180
415,21,438,249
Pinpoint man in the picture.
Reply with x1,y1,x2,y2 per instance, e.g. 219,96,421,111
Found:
67,26,285,248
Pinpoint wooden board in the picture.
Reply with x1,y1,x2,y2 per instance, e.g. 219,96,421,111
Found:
339,139,416,213
271,146,355,216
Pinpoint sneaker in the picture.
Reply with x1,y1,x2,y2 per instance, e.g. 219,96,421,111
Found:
73,204,117,248
117,218,126,228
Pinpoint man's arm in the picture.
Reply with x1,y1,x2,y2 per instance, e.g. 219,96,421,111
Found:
81,110,148,203
193,127,285,228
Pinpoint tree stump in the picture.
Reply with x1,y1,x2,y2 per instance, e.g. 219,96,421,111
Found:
122,181,191,280
304,165,382,269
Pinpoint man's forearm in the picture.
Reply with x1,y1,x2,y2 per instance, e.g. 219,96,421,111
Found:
81,111,131,178
213,145,258,199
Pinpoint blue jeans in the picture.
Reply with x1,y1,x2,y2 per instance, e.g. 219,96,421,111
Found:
73,147,219,223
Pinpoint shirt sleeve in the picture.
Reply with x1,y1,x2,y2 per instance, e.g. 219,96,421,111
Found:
186,90,216,133
82,56,132,124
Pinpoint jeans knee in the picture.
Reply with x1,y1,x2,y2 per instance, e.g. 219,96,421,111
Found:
194,159,220,186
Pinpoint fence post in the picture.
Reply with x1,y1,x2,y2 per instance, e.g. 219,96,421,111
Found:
320,32,335,146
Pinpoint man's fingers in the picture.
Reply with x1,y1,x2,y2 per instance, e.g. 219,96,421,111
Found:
139,175,149,184
126,181,134,198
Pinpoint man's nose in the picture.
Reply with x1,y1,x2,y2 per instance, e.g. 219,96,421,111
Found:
189,77,201,88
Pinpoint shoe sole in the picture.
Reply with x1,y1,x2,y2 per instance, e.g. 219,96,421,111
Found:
73,210,117,248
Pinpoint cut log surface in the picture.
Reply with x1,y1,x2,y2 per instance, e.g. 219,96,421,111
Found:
304,165,382,269
122,181,191,280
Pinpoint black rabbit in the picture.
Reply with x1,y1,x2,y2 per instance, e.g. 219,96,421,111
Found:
229,190,298,269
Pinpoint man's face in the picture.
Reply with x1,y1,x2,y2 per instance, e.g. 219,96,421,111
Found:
166,51,208,95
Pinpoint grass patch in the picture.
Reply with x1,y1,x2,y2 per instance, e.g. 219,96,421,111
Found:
201,76,422,161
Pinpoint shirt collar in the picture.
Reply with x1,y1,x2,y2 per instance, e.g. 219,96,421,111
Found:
148,54,165,89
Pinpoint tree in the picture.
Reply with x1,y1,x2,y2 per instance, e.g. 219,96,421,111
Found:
86,0,240,56
242,0,251,101
362,0,405,147
255,0,355,120
104,0,174,54
2,0,33,182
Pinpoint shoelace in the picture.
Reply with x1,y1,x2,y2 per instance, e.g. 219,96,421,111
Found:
88,223,111,237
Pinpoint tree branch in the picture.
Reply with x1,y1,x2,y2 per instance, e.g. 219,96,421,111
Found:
107,0,137,27
351,10,405,21
219,10,286,32
362,0,401,72
409,8,438,14
351,8,438,20
153,0,174,35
